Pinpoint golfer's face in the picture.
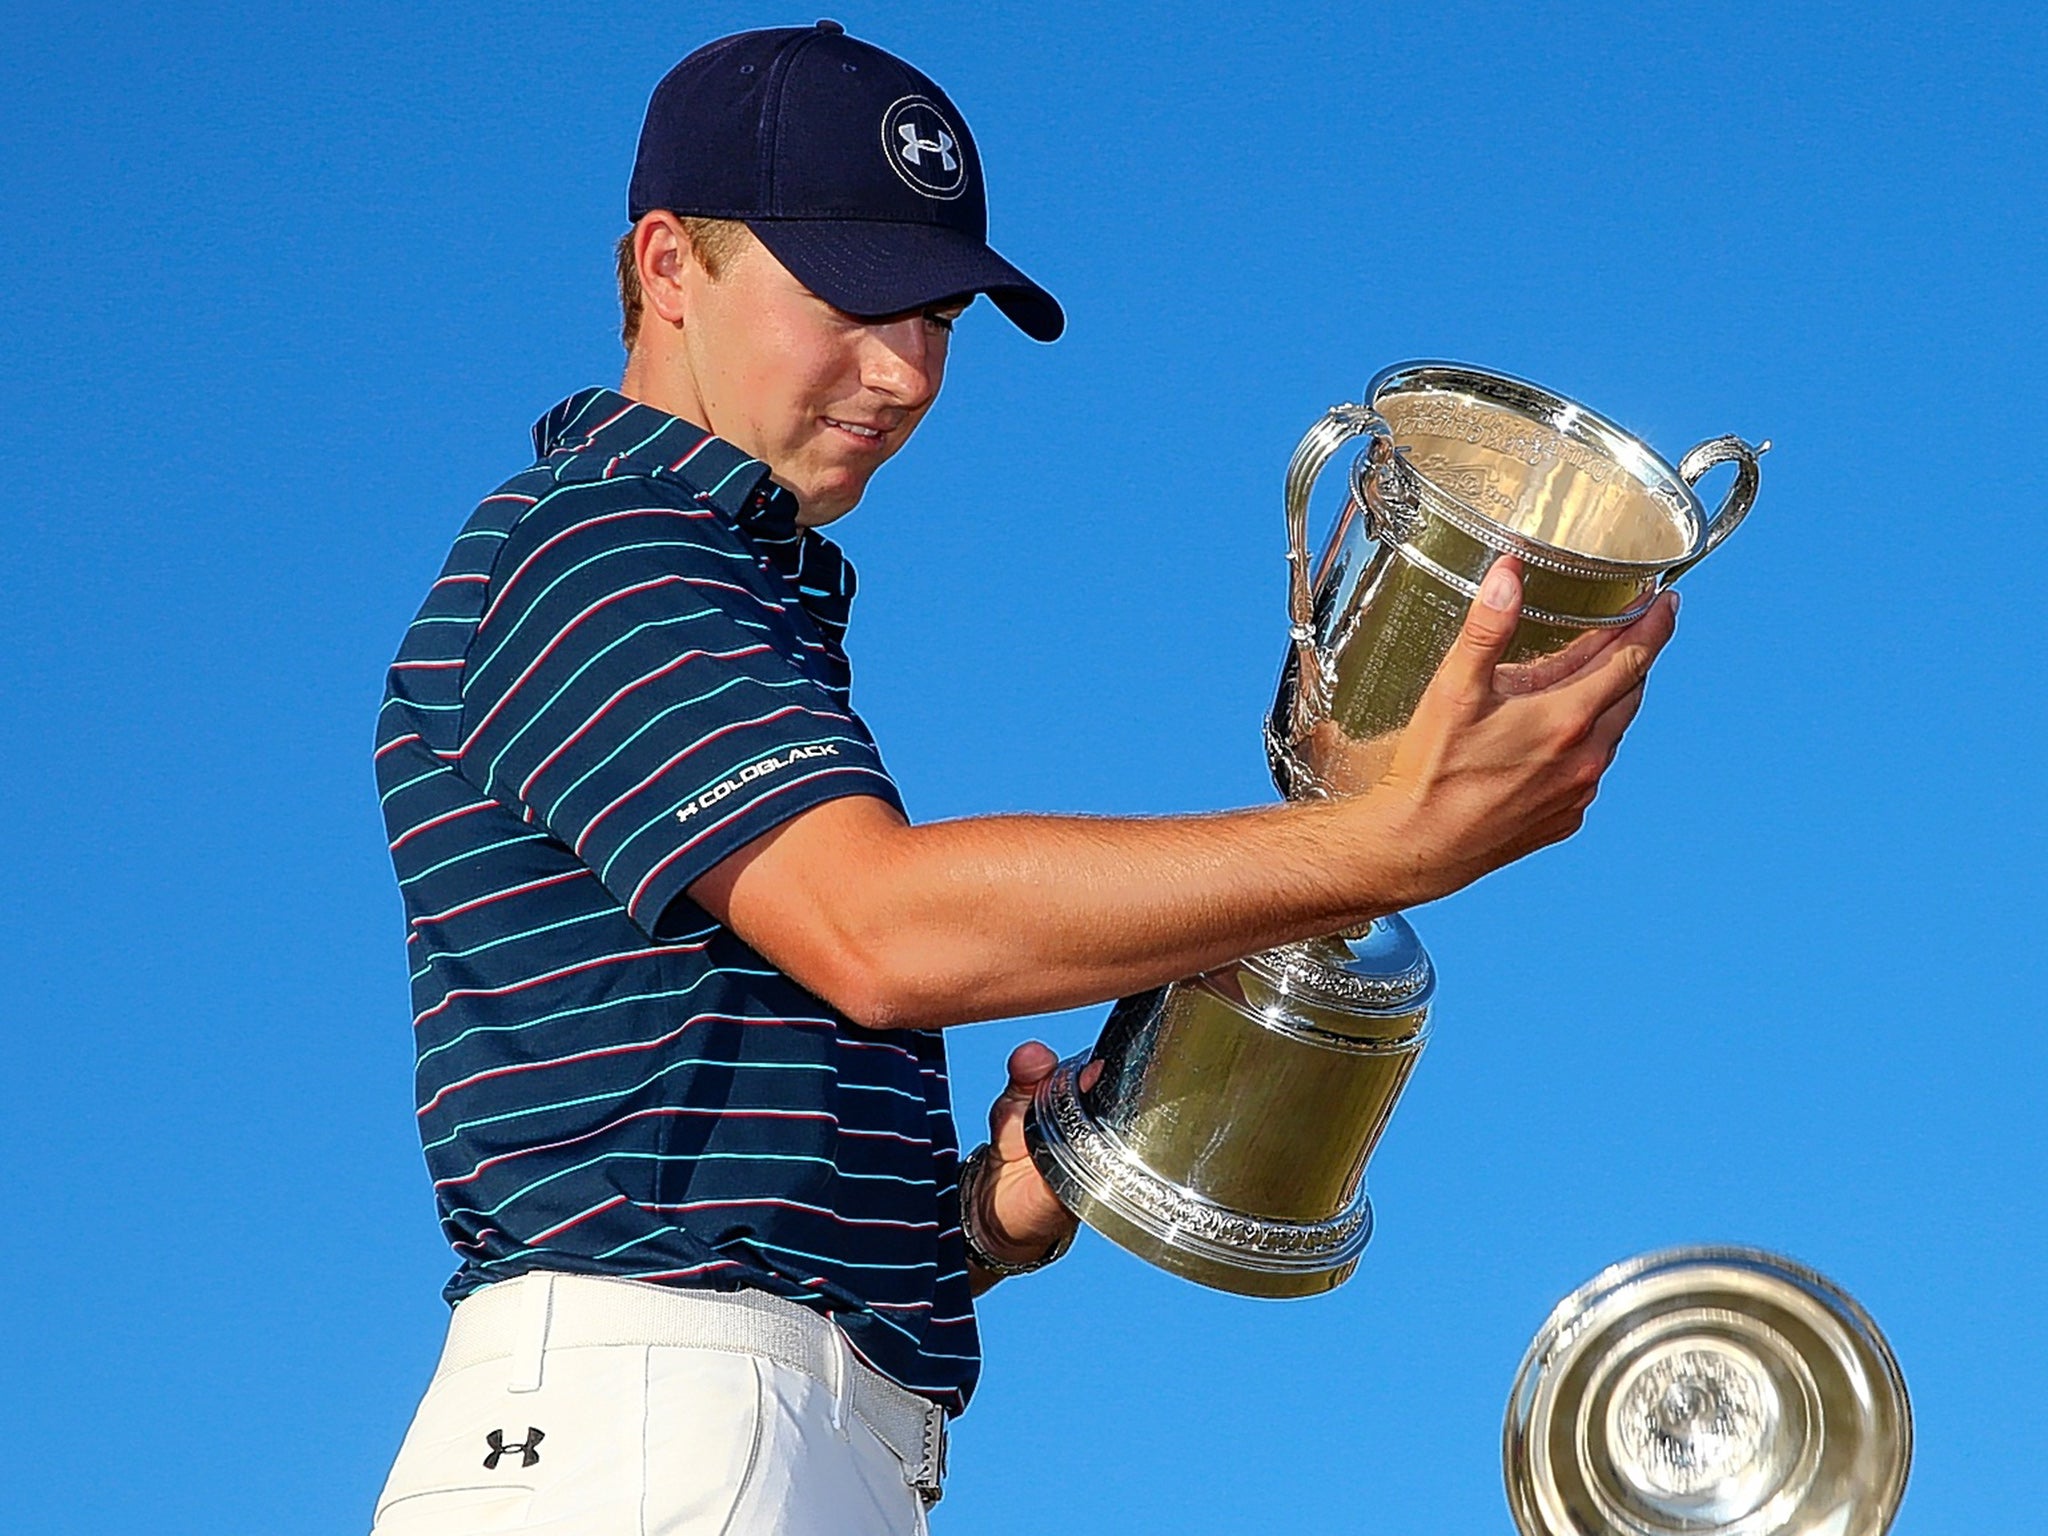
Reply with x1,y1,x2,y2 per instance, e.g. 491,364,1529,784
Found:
687,233,960,525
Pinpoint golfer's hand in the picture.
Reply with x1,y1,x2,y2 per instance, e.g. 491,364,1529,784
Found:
1356,556,1680,909
969,1042,1081,1282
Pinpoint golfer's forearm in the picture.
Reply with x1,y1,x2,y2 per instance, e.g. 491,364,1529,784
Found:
707,796,1415,1029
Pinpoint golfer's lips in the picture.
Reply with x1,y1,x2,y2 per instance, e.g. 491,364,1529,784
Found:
823,415,891,446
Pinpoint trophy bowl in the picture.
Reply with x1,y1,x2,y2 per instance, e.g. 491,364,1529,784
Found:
1271,361,1766,796
1504,1247,1911,1536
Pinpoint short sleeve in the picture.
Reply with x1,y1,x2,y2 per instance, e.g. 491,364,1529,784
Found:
455,489,902,933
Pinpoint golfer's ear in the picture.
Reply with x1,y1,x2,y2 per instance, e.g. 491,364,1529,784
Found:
634,212,695,327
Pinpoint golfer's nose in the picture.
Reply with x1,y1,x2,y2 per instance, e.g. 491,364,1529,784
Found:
860,317,943,410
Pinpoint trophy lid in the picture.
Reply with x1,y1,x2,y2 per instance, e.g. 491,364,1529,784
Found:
1237,915,1436,1032
1504,1246,1912,1536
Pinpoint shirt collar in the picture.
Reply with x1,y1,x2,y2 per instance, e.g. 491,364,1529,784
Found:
531,388,853,642
532,387,801,538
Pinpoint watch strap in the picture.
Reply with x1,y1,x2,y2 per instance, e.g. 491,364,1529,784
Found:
958,1143,1072,1278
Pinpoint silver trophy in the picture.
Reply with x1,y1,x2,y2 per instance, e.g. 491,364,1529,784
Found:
1028,363,1767,1295
1505,1247,1912,1536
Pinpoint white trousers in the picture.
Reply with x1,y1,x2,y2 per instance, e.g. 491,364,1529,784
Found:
371,1274,936,1536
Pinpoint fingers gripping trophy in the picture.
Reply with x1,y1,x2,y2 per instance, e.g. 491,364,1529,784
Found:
1023,362,1767,1295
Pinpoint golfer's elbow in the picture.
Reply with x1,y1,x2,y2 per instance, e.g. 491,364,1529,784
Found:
807,923,961,1032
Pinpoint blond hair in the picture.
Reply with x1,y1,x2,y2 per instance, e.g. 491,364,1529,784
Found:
615,216,750,349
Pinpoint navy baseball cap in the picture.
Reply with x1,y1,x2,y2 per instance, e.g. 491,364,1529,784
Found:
629,20,1064,342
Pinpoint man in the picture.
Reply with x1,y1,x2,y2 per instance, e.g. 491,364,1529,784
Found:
371,21,1676,1535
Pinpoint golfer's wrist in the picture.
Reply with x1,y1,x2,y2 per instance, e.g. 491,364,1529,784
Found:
960,1144,1070,1274
1325,785,1445,918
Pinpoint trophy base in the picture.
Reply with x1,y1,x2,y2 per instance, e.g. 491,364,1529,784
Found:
1024,1054,1373,1299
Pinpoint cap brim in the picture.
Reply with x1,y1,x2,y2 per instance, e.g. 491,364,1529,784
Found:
746,219,1065,342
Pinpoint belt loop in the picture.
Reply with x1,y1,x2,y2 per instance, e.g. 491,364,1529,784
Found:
507,1272,556,1394
827,1321,852,1439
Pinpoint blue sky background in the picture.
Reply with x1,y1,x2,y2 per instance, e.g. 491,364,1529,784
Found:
3,2,2041,1531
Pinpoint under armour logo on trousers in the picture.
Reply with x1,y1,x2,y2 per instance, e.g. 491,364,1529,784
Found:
483,1427,545,1470
896,121,957,172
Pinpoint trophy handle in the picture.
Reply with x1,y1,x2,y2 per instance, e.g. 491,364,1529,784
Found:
1284,404,1396,736
1664,435,1770,585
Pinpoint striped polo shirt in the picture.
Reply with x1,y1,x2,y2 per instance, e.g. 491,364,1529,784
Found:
375,388,977,1410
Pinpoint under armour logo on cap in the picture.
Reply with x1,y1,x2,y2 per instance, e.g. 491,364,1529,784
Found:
483,1427,545,1470
881,95,967,199
896,120,956,172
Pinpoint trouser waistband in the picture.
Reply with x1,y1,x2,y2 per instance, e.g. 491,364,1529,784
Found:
440,1272,948,1504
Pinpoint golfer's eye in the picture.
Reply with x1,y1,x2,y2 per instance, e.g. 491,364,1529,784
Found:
924,309,960,334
